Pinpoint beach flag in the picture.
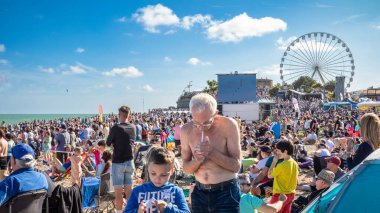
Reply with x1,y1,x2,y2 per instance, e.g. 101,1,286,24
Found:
98,104,103,122
292,97,300,112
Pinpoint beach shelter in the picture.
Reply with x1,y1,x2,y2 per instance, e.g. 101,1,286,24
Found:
357,101,380,111
303,148,380,213
270,122,281,139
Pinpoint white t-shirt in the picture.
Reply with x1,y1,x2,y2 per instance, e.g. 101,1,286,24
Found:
249,157,269,180
316,149,331,157
304,120,311,129
307,133,317,141
325,139,335,152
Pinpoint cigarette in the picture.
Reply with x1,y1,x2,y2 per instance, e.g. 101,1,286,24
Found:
201,130,204,143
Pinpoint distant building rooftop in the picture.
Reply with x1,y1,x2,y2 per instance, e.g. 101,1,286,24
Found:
216,71,257,76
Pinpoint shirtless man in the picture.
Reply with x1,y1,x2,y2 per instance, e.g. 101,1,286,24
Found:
181,93,241,213
0,130,8,171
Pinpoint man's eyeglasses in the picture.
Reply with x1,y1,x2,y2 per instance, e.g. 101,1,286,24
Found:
239,182,251,186
192,117,214,129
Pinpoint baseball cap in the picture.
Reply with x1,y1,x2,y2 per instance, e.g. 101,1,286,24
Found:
326,156,341,166
260,146,272,153
12,144,35,161
317,169,335,185
60,123,67,129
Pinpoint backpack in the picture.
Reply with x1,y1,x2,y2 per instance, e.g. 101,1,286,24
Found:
142,127,148,136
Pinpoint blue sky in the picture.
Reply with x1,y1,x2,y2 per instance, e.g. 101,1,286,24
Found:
0,0,379,114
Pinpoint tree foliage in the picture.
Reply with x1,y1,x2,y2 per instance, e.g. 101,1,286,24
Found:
292,76,317,93
324,80,336,92
269,83,281,97
203,80,218,96
312,83,322,89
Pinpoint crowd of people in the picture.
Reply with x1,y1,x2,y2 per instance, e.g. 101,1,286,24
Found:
0,93,379,213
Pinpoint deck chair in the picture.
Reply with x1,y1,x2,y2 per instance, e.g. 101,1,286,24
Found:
94,173,115,212
313,155,328,176
0,189,48,213
134,144,151,169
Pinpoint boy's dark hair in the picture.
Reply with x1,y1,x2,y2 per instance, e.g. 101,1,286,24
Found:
276,140,294,155
251,149,259,158
146,146,175,166
5,133,11,140
102,150,112,162
97,140,106,147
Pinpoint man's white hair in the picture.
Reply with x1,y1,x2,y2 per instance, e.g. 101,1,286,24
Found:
16,154,36,168
189,93,217,114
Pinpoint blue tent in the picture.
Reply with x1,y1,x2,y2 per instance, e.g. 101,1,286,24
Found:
303,148,380,213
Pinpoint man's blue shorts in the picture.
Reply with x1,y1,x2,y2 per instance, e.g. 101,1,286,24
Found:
111,160,135,186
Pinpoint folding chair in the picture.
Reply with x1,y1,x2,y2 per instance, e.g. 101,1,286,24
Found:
0,189,48,213
82,176,100,213
313,155,328,176
94,173,115,212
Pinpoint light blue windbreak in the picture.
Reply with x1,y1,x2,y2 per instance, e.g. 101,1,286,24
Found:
306,181,346,213
303,149,380,213
331,164,380,212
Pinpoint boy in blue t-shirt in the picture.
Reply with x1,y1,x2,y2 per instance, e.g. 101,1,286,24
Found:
124,147,190,213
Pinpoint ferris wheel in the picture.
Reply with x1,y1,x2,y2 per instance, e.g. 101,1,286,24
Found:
280,32,355,89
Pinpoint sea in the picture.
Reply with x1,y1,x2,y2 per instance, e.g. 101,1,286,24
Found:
0,114,97,125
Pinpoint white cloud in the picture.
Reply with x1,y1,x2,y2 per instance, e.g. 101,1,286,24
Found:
116,16,127,23
0,59,9,65
0,74,10,91
0,44,5,52
332,14,366,25
143,84,154,92
76,47,85,53
315,3,333,8
164,56,172,62
277,36,337,53
133,4,180,33
123,33,133,36
129,50,139,55
242,64,280,76
181,14,213,30
38,66,55,74
62,62,95,75
372,24,380,30
102,66,143,78
164,29,177,35
207,13,287,42
187,57,212,66
99,84,113,88
69,66,86,74
276,36,298,50
126,86,131,90
258,64,280,76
